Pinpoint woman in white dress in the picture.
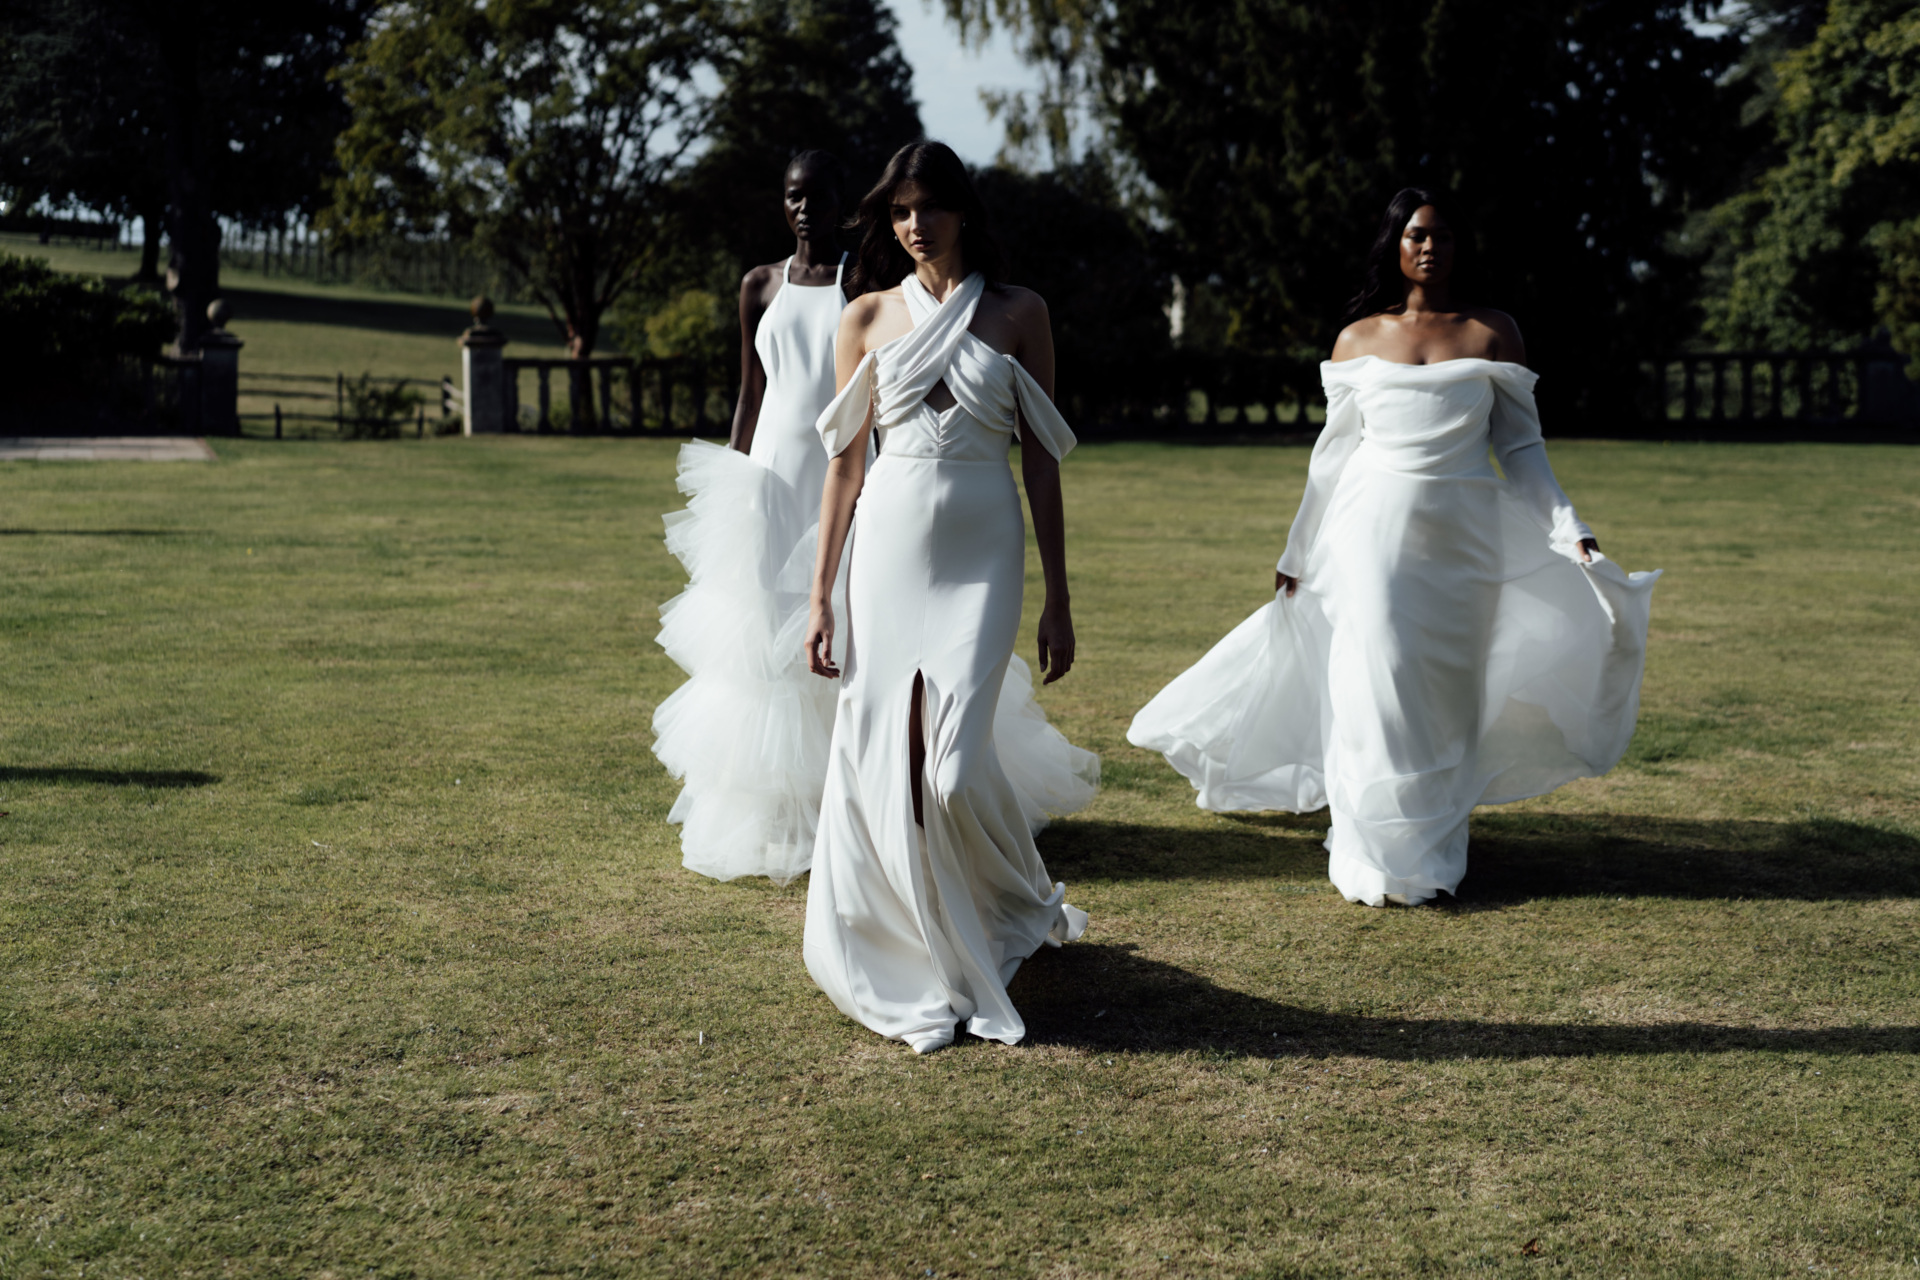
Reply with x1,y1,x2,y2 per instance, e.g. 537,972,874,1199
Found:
652,151,853,885
802,142,1098,1054
1129,187,1661,907
654,151,1097,888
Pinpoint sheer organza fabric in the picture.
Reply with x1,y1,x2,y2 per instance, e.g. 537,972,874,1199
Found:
1130,357,1660,906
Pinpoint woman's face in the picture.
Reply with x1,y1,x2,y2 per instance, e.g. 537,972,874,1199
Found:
783,162,841,245
889,179,963,267
1398,205,1455,288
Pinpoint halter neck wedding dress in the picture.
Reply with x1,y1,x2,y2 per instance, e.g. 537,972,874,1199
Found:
804,272,1098,1054
652,259,1096,889
1129,356,1660,906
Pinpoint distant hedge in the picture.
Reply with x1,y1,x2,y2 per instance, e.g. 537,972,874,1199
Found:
0,253,174,368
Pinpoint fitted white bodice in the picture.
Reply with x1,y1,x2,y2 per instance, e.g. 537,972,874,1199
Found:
1334,357,1508,478
753,254,846,425
816,273,1076,464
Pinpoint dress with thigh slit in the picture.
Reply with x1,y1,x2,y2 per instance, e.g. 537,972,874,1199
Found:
802,272,1097,1053
652,256,1095,887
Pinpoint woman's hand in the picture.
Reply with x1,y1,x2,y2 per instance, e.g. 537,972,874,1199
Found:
1578,537,1600,563
805,600,839,678
1275,571,1300,597
1036,599,1075,685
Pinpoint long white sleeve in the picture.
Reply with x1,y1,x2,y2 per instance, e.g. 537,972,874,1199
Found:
1276,382,1363,578
1489,378,1593,549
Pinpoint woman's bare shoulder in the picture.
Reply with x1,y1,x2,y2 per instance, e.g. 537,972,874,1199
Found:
1461,308,1525,361
1330,314,1388,361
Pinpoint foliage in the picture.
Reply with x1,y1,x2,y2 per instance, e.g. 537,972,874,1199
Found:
1,437,1917,1275
339,370,419,439
0,252,173,367
327,0,720,360
688,0,924,271
973,161,1172,423
0,0,370,341
943,0,1741,421
1695,0,1920,360
634,289,730,364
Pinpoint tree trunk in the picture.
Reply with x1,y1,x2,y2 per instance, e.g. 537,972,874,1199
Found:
133,199,165,284
160,20,218,354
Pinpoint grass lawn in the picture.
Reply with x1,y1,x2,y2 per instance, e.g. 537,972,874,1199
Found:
0,436,1916,1278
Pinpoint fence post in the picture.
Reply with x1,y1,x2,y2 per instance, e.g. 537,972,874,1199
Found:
198,299,243,436
459,296,510,435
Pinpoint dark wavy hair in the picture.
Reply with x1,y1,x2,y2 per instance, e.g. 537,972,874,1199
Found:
846,141,1007,295
1339,186,1472,328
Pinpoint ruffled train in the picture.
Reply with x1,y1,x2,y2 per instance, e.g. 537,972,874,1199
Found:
653,440,1098,885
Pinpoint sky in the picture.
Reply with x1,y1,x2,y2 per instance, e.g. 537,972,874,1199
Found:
883,0,1037,165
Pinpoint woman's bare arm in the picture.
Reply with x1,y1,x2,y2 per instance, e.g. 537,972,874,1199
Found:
1010,292,1075,684
727,269,771,453
804,302,879,678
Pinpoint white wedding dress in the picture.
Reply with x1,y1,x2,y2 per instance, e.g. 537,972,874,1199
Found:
804,272,1099,1053
652,256,850,885
1128,356,1660,906
652,259,1096,888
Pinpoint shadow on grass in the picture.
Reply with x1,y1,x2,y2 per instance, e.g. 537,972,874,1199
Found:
221,286,559,349
1010,943,1919,1060
0,528,190,537
1040,814,1920,899
0,766,219,788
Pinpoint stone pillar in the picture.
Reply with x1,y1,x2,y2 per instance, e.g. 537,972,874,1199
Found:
198,298,243,436
460,296,509,435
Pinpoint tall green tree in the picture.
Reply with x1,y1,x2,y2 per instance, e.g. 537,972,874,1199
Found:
328,0,721,360
0,0,368,347
1696,0,1920,358
945,0,1740,421
690,0,923,271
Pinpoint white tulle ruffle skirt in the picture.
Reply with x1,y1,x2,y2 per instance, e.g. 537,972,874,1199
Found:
653,441,1098,885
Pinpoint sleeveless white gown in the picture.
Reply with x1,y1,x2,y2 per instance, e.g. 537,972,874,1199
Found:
804,273,1098,1054
1128,357,1661,906
652,260,1096,888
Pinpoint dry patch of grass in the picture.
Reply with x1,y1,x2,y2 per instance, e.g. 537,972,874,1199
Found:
0,437,1916,1278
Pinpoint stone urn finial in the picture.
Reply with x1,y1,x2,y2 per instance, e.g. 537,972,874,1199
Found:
471,296,495,325
207,297,232,329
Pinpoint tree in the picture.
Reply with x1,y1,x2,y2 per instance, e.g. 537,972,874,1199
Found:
943,0,1741,422
689,0,923,271
974,161,1171,424
328,0,722,361
0,0,368,348
1695,0,1920,359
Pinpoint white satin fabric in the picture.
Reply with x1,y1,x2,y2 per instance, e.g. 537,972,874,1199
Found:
804,273,1098,1053
1129,356,1661,906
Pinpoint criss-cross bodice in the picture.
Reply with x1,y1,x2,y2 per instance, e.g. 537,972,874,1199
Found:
816,273,1076,463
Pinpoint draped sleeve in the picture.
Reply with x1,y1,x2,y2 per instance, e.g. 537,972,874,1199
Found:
1487,367,1594,552
1276,370,1365,578
814,351,877,459
1007,356,1077,460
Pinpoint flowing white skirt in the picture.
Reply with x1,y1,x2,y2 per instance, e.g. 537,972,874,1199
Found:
1129,468,1659,906
653,441,1097,887
804,453,1098,1051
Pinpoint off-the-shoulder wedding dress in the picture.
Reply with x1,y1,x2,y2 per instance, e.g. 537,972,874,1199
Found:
1129,356,1660,906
